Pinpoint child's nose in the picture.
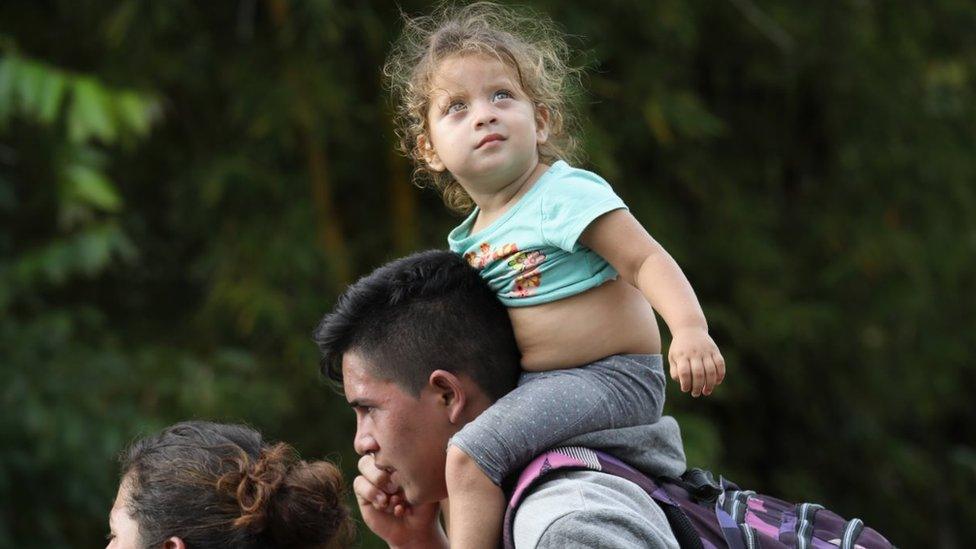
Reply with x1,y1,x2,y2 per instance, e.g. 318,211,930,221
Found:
473,103,498,128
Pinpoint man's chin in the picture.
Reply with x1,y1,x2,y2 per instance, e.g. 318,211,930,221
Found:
402,486,447,507
402,490,431,506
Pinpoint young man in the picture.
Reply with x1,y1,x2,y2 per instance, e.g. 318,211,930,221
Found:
314,250,687,548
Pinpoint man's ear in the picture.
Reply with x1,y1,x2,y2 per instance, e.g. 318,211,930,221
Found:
535,104,550,145
163,537,187,549
417,134,446,172
428,369,466,425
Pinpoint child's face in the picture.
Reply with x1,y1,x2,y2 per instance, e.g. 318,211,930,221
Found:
422,54,548,192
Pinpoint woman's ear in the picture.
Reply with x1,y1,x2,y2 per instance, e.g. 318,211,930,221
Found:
417,134,446,172
535,104,550,145
428,369,467,425
162,537,187,549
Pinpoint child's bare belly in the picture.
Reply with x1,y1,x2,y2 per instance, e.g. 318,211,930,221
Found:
509,278,661,371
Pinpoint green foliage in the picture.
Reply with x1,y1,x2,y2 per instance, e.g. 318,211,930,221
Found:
0,50,159,142
1,1,973,547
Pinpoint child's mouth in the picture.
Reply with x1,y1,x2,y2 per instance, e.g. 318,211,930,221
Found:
476,134,505,148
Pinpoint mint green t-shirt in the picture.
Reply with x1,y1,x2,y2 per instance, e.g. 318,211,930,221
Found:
447,161,628,307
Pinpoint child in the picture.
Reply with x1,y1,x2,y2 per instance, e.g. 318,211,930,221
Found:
384,3,725,547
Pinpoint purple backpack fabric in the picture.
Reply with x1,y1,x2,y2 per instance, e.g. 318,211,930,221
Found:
503,447,895,549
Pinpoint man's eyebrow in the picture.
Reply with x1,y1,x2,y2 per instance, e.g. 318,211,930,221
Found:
348,398,373,408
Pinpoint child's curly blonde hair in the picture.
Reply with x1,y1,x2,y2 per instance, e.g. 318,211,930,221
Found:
384,2,581,213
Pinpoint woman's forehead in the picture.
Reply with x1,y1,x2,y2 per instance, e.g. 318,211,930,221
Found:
114,475,132,508
109,478,138,538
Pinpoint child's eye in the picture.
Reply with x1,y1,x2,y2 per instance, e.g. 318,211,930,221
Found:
446,101,466,114
493,90,513,101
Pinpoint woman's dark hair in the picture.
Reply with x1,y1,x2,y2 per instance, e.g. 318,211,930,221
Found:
119,421,352,549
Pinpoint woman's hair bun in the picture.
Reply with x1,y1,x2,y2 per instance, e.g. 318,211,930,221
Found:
219,442,291,532
267,458,352,547
219,442,351,546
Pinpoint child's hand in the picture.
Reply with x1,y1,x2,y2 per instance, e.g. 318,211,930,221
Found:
668,328,726,397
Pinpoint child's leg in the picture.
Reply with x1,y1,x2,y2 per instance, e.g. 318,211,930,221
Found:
445,354,665,548
451,354,666,484
444,445,505,549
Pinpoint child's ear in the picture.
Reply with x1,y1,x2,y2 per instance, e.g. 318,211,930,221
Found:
417,134,446,172
535,104,550,145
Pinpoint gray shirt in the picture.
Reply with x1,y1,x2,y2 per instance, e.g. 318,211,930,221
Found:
513,470,680,548
512,416,687,548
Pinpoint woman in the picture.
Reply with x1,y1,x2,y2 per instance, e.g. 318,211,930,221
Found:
107,421,352,549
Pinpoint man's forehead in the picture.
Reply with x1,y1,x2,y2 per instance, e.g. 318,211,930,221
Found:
341,350,407,401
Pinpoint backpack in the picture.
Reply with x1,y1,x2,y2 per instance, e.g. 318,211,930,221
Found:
503,446,895,549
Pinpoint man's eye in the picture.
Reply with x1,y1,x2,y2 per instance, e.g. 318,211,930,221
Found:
446,101,465,114
493,90,513,101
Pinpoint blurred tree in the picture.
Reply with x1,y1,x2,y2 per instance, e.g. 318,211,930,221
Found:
0,1,973,547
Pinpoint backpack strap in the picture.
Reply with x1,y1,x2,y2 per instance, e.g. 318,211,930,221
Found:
714,485,751,549
503,447,744,549
503,447,604,549
739,523,758,549
841,517,864,549
796,503,824,549
503,446,684,549
675,467,725,500
727,490,757,524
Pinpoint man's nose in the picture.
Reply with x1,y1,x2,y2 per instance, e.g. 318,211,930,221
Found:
353,427,378,456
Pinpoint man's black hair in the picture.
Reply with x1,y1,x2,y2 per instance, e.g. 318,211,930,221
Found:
313,249,521,402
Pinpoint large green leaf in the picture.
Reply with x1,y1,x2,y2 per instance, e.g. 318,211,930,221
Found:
62,163,122,213
32,63,67,123
68,78,116,143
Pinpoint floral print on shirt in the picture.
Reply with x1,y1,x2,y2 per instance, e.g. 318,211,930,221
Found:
464,242,518,269
464,243,547,299
507,250,546,297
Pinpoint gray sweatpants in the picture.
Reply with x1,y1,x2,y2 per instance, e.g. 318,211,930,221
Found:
449,354,666,485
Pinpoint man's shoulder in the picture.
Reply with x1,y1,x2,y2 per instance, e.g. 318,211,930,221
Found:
511,469,679,549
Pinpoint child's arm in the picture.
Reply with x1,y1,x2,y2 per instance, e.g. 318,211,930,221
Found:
580,209,726,396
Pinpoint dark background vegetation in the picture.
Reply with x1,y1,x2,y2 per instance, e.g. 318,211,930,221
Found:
2,1,973,547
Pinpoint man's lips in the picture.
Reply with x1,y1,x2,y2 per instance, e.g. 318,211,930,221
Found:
476,134,505,149
376,465,401,492
374,461,396,474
